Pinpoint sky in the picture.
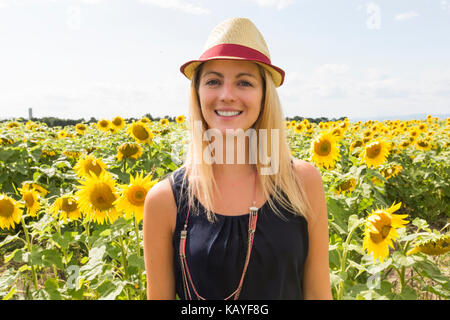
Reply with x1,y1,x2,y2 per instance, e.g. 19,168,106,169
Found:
0,0,449,122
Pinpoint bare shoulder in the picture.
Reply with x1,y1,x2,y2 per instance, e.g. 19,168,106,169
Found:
144,176,177,234
291,158,327,226
291,158,323,186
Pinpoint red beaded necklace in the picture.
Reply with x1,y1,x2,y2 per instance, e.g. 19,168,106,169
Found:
179,170,259,300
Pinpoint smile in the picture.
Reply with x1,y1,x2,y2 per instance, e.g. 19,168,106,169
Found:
215,110,243,117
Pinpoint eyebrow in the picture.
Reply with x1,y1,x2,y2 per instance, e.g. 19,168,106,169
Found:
202,71,257,79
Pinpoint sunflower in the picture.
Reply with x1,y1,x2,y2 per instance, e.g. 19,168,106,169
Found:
117,142,143,161
309,130,341,169
75,123,87,135
398,140,410,149
0,194,23,230
111,116,125,130
406,234,450,256
415,138,433,151
360,138,390,168
76,172,121,224
25,121,38,130
1,137,14,145
114,171,158,223
97,119,111,132
363,202,409,262
294,123,305,134
18,185,41,217
350,140,364,155
362,129,373,139
64,150,82,159
139,117,151,124
6,122,20,129
176,115,185,124
381,165,402,180
127,121,154,144
409,128,419,139
160,118,170,126
58,130,68,139
334,178,356,196
417,123,427,133
330,127,344,141
21,182,49,197
74,154,107,178
51,195,82,223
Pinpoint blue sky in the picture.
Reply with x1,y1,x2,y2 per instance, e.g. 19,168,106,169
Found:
0,0,449,121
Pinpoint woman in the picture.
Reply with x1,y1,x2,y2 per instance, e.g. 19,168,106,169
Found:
143,17,332,300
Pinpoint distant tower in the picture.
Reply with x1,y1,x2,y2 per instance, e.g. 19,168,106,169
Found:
28,108,33,120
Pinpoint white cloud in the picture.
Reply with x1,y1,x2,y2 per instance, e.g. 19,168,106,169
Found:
394,10,419,21
247,0,294,11
278,65,450,119
315,64,350,76
138,0,209,15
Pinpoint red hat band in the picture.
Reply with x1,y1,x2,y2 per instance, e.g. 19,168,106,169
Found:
199,43,272,65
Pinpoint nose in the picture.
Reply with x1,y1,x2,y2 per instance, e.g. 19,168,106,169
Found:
219,81,236,103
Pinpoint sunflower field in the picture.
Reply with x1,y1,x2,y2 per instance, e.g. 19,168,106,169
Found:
0,115,449,300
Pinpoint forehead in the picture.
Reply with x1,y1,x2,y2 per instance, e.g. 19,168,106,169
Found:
200,59,261,77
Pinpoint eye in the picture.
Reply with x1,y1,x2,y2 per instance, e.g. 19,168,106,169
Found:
205,79,220,86
239,80,253,87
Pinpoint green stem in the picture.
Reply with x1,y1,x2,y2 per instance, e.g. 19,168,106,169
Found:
337,223,360,300
21,217,38,292
84,219,91,251
55,220,68,267
134,216,143,300
134,216,141,257
118,236,131,299
400,266,406,288
119,236,128,280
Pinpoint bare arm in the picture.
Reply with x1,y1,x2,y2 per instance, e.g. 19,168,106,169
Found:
294,160,333,300
143,178,177,300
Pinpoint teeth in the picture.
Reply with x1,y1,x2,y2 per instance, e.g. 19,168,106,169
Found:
216,110,241,117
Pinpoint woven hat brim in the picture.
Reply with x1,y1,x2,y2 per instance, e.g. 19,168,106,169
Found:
180,57,285,87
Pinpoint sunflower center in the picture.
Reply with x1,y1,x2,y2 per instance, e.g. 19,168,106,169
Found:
61,198,78,213
314,140,331,156
119,144,139,157
23,193,35,208
127,186,147,206
99,120,109,128
366,142,381,159
368,212,392,244
132,125,149,140
339,180,354,191
0,198,14,218
352,141,363,148
112,118,123,126
84,160,102,176
417,140,428,148
90,183,116,211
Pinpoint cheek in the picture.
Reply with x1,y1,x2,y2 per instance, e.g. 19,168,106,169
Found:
247,91,263,113
198,88,213,109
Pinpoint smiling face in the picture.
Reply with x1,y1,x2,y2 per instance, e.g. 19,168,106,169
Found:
197,59,264,134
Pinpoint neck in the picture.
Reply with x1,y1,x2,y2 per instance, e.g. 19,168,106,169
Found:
212,133,257,180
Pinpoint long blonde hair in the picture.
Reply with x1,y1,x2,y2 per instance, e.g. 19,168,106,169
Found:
174,62,313,223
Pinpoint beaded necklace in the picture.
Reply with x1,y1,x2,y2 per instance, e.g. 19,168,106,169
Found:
179,170,259,300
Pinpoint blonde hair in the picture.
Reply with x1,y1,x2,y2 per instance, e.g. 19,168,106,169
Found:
174,62,313,223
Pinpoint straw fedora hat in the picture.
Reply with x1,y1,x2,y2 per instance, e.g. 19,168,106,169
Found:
180,17,285,87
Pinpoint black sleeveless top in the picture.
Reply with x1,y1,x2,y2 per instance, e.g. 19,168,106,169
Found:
169,167,309,300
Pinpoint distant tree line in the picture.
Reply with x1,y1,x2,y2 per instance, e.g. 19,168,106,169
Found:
1,114,347,127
